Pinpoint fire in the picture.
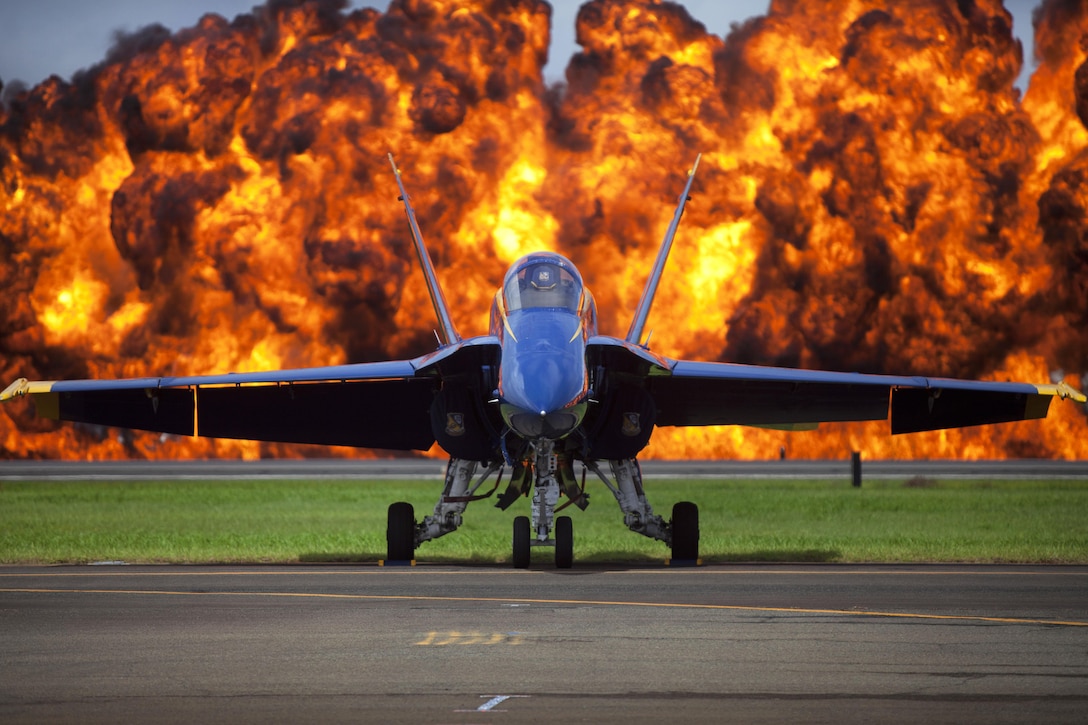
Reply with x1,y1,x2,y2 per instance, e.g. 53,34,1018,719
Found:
1,0,1085,460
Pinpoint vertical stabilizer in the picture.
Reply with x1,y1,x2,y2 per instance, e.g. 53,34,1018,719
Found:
625,155,701,346
388,154,461,346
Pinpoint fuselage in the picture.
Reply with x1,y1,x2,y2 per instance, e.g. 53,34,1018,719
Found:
490,252,597,441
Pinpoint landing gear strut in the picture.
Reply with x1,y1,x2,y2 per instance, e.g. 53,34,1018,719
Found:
587,458,700,563
384,458,499,562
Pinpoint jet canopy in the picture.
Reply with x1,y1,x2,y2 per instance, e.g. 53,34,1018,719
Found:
502,252,584,313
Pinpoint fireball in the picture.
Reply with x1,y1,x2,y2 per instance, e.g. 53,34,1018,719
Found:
1,0,1085,460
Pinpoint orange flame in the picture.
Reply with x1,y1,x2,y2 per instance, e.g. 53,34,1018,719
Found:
1,0,1085,460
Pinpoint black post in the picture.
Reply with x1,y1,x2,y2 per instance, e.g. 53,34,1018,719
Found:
851,451,862,488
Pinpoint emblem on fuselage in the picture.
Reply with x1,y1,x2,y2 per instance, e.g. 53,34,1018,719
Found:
621,412,641,436
445,412,466,436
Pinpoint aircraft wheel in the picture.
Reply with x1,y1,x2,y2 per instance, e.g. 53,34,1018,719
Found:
671,501,699,561
513,515,531,568
555,516,573,569
386,502,415,561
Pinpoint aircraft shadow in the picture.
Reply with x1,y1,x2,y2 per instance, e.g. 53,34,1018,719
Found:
299,552,381,563
714,549,842,563
298,549,842,566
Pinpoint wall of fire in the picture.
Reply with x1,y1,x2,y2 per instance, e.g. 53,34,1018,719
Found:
1,0,1085,459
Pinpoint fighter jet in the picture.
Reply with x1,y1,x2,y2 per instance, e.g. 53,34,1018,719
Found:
3,154,1084,567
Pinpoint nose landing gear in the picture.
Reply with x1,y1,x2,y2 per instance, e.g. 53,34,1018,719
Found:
511,441,582,568
512,513,573,569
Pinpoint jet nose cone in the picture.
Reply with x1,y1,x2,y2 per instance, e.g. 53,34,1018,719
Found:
499,361,587,440
503,405,586,440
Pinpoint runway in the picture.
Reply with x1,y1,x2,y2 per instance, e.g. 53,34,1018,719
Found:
2,565,1086,723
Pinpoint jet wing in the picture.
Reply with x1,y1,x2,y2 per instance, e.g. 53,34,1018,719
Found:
609,156,1085,436
645,358,1086,434
1,360,438,450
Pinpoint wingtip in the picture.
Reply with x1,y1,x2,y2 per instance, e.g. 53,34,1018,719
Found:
1,378,59,402
1061,382,1087,404
1,378,29,402
688,153,702,177
1040,381,1087,404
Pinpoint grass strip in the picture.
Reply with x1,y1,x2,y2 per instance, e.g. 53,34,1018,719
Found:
0,478,1085,565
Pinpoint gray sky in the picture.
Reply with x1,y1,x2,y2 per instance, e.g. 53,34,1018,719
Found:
0,1,1042,92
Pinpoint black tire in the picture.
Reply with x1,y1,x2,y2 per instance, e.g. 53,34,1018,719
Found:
671,501,699,561
386,502,415,561
555,516,573,569
513,516,531,569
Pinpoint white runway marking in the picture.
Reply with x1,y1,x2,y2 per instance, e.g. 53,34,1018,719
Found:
478,692,528,709
452,694,528,713
478,695,512,711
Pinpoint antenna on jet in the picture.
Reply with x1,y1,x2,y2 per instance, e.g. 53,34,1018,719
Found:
388,153,462,347
625,154,701,347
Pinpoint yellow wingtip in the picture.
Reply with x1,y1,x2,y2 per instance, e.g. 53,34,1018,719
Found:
1,378,57,403
1038,381,1087,404
1,378,29,402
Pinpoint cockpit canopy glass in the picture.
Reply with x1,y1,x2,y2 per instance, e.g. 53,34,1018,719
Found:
502,253,583,313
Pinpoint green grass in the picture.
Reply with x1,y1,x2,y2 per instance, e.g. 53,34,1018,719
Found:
1,478,1086,565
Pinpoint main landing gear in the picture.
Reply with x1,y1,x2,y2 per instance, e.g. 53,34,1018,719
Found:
384,457,497,564
385,452,699,567
584,459,700,563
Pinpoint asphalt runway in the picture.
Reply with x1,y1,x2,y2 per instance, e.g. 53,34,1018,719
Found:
2,565,1086,724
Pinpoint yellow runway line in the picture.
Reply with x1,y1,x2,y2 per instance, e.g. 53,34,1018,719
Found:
3,586,1086,628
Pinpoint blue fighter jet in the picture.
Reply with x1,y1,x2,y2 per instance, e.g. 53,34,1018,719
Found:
3,155,1084,567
